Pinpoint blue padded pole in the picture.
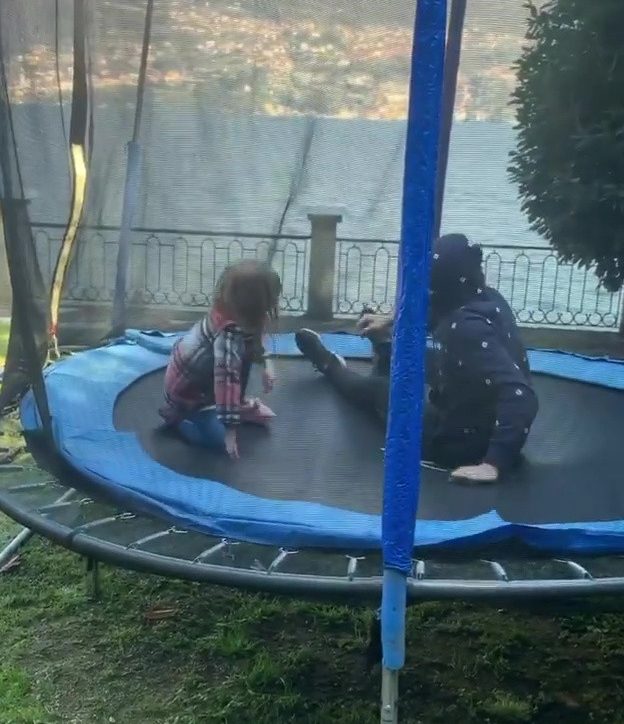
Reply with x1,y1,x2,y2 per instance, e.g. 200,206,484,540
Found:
111,140,143,332
381,0,447,683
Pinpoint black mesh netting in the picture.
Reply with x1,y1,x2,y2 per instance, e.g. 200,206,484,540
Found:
69,0,418,328
0,1,72,410
2,0,623,401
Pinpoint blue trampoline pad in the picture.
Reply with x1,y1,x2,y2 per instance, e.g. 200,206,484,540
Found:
19,331,624,553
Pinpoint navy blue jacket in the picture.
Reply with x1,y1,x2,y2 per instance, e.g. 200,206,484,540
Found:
430,287,538,470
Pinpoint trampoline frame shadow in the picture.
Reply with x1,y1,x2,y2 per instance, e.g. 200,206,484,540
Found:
3,472,624,602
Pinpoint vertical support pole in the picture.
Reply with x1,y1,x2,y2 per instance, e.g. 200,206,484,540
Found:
380,569,404,724
86,557,100,601
111,140,143,330
0,526,32,569
380,667,399,723
434,0,467,238
0,19,52,415
381,0,447,720
0,489,75,569
111,0,154,334
0,200,52,428
0,213,11,316
307,210,342,320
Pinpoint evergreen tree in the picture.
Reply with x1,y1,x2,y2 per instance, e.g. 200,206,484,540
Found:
509,0,624,291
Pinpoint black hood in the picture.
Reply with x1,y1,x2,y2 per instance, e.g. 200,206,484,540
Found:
428,233,485,327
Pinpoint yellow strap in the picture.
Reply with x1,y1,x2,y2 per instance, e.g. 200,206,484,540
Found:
49,142,87,357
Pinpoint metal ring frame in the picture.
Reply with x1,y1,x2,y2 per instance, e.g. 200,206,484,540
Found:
3,471,624,601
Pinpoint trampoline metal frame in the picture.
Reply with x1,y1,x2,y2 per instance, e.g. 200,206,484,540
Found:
3,470,624,601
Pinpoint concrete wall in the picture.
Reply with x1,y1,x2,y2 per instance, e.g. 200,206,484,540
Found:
55,299,624,359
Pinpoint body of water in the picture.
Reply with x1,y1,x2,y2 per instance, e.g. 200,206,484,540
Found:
14,98,536,244
9,100,621,327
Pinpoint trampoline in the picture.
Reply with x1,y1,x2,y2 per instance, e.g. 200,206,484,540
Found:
3,0,624,719
15,329,624,556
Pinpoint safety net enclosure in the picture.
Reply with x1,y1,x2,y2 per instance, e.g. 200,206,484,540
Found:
4,1,624,717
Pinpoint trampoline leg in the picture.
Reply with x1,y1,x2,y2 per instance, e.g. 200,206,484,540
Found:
380,667,399,723
0,526,34,569
0,488,76,570
85,557,100,601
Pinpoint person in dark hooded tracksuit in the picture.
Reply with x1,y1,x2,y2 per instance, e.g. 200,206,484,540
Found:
295,233,539,484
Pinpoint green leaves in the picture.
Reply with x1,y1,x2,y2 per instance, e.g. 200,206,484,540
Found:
509,0,624,291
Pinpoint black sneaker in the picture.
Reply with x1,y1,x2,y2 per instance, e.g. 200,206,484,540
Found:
295,329,345,373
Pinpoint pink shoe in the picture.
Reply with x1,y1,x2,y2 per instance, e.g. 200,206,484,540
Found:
240,398,276,426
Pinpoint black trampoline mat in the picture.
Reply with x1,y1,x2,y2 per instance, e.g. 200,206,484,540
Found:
113,358,624,525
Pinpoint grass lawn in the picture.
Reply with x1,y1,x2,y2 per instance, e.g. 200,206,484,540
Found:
2,499,624,724
1,323,624,722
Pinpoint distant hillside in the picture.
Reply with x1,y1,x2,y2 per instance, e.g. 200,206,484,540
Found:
5,0,532,120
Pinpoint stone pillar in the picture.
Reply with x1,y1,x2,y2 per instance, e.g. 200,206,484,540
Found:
307,208,343,320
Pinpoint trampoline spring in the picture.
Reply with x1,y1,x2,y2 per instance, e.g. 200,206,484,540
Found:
267,548,298,574
74,516,120,532
115,512,136,521
346,555,365,581
127,528,176,550
37,497,91,514
194,540,228,563
194,538,240,564
484,560,509,582
7,481,51,492
558,559,593,580
0,464,24,473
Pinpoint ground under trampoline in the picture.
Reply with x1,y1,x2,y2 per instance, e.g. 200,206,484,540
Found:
13,330,624,557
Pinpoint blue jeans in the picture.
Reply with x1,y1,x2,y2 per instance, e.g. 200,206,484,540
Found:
177,408,226,452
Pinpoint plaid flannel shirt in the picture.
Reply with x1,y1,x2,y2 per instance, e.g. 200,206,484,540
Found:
160,309,252,426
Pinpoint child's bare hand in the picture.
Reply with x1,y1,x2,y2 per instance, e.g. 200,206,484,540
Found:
225,428,239,459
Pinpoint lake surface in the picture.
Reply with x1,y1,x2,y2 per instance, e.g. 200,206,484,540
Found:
11,102,620,327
